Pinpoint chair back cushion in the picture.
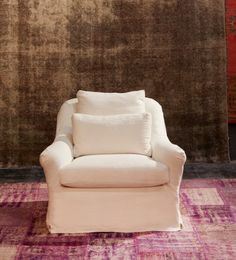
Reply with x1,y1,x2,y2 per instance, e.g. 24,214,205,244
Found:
72,112,152,157
76,90,145,115
56,98,168,151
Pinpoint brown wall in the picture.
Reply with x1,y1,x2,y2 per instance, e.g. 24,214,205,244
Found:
0,0,229,166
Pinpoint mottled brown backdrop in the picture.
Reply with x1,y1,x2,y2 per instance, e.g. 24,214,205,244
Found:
0,0,229,166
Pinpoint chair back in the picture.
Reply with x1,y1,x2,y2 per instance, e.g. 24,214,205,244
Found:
56,97,169,146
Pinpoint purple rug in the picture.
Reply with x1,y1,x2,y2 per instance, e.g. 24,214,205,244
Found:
0,179,236,259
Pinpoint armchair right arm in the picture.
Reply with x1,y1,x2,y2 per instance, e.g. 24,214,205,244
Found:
152,140,186,191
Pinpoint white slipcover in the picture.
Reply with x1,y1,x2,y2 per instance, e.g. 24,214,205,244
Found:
77,89,145,115
40,97,186,233
72,113,152,157
59,154,169,188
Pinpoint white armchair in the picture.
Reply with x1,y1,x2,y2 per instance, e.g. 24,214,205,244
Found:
40,97,186,233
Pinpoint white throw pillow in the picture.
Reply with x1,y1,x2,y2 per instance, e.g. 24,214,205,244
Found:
76,90,145,115
72,113,152,157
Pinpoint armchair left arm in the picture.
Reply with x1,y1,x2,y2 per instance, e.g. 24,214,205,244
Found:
40,134,73,188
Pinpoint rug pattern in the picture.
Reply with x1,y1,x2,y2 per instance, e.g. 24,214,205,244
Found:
0,179,236,259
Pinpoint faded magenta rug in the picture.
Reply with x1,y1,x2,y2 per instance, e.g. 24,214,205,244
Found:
0,179,236,259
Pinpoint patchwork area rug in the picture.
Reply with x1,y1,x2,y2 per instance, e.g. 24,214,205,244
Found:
0,179,236,259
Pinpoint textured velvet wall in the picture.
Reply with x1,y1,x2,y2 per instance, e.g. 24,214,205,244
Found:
0,0,229,166
226,0,236,123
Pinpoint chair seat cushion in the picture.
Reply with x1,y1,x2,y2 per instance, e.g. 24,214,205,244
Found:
59,154,169,188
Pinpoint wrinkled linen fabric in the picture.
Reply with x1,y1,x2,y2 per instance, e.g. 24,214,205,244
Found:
59,154,168,188
40,97,186,233
72,113,152,157
77,89,145,115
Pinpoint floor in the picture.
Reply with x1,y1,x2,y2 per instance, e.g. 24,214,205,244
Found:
0,179,235,259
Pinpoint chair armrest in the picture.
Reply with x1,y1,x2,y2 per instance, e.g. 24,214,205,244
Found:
152,140,186,190
152,140,186,163
40,134,73,188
